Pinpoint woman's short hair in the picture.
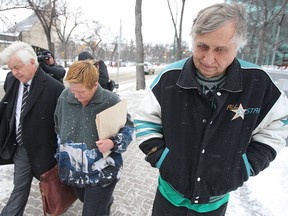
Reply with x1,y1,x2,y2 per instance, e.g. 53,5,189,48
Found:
190,2,247,51
65,60,99,90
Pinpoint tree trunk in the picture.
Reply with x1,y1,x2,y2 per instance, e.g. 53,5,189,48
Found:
167,0,186,61
255,22,268,66
135,0,145,90
176,0,186,60
27,0,57,52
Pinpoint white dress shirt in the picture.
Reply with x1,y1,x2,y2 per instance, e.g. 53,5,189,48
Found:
15,81,31,131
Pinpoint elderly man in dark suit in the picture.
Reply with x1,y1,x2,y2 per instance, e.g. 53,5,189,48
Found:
0,41,64,215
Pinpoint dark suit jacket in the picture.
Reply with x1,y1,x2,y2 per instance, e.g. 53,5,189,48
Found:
0,68,64,179
97,60,110,89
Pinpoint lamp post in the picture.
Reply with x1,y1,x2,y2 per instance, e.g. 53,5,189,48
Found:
173,0,178,62
116,19,122,91
271,14,285,66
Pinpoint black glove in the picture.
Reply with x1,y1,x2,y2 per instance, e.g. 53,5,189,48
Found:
39,61,47,69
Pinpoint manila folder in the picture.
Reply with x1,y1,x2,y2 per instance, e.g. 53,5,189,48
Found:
95,100,127,158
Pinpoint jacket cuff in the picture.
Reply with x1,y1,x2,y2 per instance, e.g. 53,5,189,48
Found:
110,136,118,151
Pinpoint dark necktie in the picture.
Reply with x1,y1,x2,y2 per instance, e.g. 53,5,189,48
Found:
206,90,217,111
16,83,29,145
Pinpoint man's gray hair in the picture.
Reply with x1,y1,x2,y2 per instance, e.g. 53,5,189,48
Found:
0,41,39,67
190,2,247,51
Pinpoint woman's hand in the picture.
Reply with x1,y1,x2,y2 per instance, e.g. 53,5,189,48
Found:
96,139,114,153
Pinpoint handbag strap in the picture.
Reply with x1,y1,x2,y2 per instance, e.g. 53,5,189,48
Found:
39,183,48,216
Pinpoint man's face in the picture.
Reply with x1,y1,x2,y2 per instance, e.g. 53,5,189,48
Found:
193,21,238,78
8,54,37,83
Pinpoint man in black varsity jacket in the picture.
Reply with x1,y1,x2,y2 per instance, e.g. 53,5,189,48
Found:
134,2,288,216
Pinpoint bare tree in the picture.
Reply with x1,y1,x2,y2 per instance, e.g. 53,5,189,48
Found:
0,0,29,30
237,0,287,65
254,0,285,65
167,0,186,61
27,0,58,52
0,0,28,11
54,0,84,66
80,21,104,58
135,0,145,90
109,37,118,63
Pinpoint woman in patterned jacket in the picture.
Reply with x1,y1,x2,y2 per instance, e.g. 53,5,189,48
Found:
54,60,134,216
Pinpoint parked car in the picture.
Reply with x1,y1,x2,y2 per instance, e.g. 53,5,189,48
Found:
144,62,155,75
1,65,9,70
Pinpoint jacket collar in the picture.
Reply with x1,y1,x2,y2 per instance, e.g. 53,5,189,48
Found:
21,68,47,117
177,57,242,92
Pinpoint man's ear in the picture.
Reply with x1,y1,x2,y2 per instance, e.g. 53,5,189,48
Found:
30,58,36,67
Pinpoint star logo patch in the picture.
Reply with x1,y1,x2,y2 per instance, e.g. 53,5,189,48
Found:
231,104,246,120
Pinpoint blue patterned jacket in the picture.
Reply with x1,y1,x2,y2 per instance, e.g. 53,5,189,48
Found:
55,85,134,187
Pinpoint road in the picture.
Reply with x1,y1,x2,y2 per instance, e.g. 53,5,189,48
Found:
265,69,288,96
108,66,163,85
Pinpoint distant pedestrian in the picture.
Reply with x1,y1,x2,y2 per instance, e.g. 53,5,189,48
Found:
134,2,288,216
0,41,64,215
78,51,111,90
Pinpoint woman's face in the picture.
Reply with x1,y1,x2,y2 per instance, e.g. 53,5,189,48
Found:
69,82,98,106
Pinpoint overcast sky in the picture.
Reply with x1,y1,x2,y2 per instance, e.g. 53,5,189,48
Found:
74,0,224,44
2,0,224,45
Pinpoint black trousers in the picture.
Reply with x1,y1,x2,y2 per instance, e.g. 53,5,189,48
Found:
152,188,228,216
1,145,33,216
74,181,116,216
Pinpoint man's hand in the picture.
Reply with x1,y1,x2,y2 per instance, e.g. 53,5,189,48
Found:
96,139,114,153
